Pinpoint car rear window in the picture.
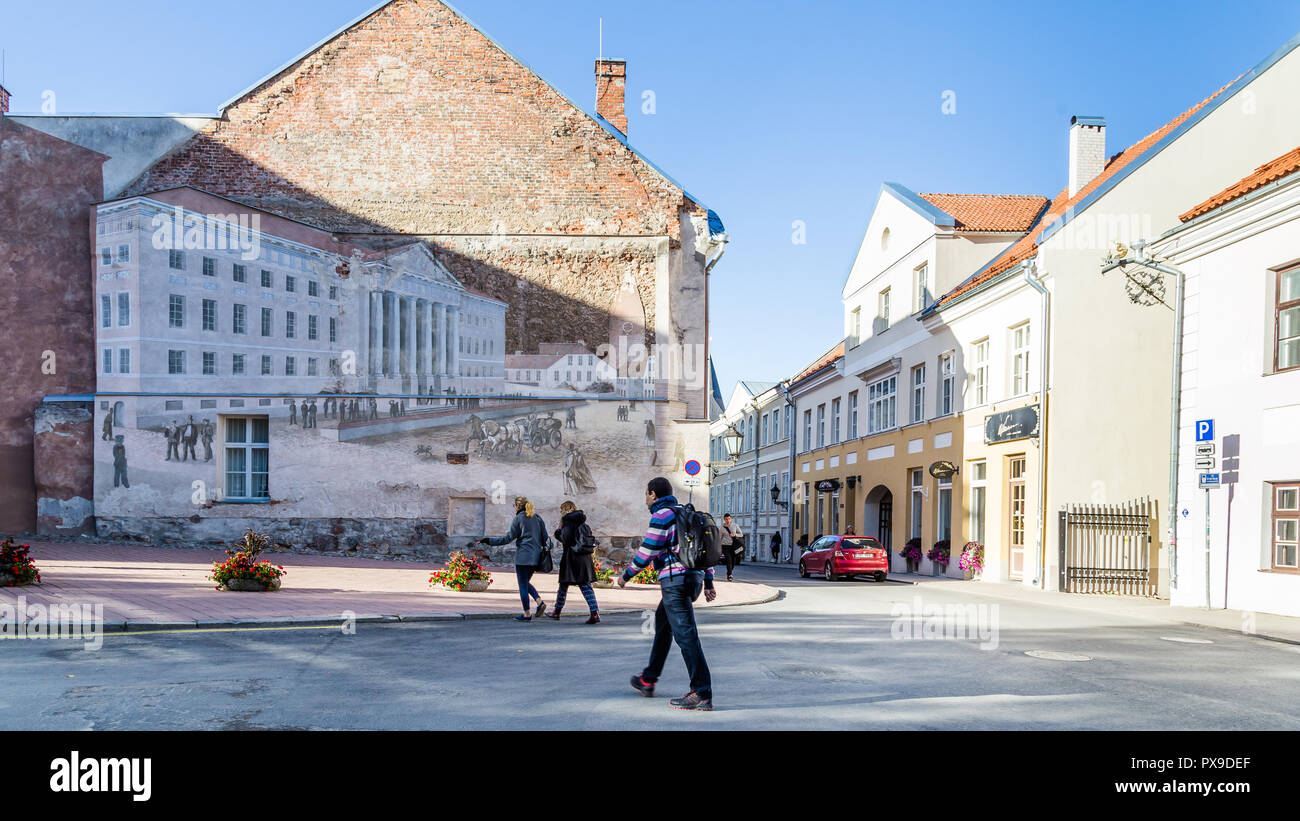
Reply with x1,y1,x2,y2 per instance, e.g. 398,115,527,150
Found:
842,538,882,549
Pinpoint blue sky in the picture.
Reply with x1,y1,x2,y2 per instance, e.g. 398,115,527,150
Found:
4,0,1299,388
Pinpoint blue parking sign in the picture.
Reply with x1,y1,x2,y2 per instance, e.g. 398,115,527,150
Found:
1195,419,1214,442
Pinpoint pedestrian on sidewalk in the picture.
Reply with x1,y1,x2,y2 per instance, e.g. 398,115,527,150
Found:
720,513,743,581
624,476,716,711
547,500,600,624
769,531,782,563
481,496,551,622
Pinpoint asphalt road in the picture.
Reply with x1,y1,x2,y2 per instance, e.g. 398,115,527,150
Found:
4,564,1300,730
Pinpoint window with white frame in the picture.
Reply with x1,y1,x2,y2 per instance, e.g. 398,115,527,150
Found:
969,461,987,544
761,414,769,446
804,410,812,452
233,354,245,375
816,404,826,448
972,338,989,406
850,307,861,345
168,349,185,374
831,398,841,444
939,352,955,416
169,295,185,328
914,263,931,313
233,304,246,335
169,250,185,270
936,475,952,543
911,364,926,423
117,292,130,327
100,294,112,329
202,299,217,332
867,375,897,434
1273,483,1299,570
773,408,781,441
117,244,130,263
910,468,924,540
102,348,112,374
118,348,130,374
848,391,859,438
203,351,216,375
876,288,890,333
1011,323,1031,395
1277,266,1300,372
100,248,112,267
223,416,269,500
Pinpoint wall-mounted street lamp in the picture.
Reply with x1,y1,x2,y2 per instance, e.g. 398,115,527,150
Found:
770,482,787,509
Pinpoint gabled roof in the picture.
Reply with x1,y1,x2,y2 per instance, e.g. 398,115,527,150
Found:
1179,145,1300,221
788,341,845,389
917,193,1050,233
926,31,1300,316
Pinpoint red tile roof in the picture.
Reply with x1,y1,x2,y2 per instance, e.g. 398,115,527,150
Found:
933,82,1234,311
917,193,1049,232
789,341,845,387
1180,145,1300,221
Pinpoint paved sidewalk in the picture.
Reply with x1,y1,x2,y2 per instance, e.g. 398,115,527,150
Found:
900,573,1300,646
0,542,778,630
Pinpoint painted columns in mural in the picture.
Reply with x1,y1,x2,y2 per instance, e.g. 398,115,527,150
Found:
448,305,460,380
368,291,383,378
403,295,417,378
384,291,399,376
433,301,446,377
365,290,460,384
420,300,434,378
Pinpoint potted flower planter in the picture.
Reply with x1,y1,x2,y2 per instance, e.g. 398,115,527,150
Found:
223,577,281,592
932,563,945,577
458,579,491,593
593,579,614,589
905,558,919,574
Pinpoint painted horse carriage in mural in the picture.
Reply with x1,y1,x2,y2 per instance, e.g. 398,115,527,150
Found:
466,412,563,459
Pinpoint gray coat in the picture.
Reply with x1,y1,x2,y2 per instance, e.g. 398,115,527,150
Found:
486,511,552,567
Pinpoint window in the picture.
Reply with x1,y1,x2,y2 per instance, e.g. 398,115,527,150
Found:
876,288,890,333
285,275,296,293
867,375,897,434
972,339,989,406
100,294,112,329
202,298,217,331
233,304,247,334
285,311,296,339
773,408,781,441
1011,323,1031,395
117,292,130,327
910,468,924,540
308,315,318,341
308,280,318,297
329,317,337,343
168,349,185,374
261,307,273,337
848,391,859,438
224,416,269,500
233,264,246,283
914,263,930,313
285,356,296,376
169,250,185,270
803,409,812,452
169,295,185,328
100,248,112,266
937,476,952,543
117,244,130,263
329,285,338,301
202,257,216,277
102,348,112,374
261,270,272,289
911,364,926,423
969,461,987,544
1272,483,1299,570
261,355,272,375
233,354,245,375
118,348,130,374
816,404,826,449
939,353,955,416
850,307,861,346
307,358,318,376
203,351,216,375
1276,266,1300,372
761,414,769,446
831,398,841,444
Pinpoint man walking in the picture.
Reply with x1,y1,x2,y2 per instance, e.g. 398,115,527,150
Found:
622,476,716,711
770,530,783,563
719,513,743,581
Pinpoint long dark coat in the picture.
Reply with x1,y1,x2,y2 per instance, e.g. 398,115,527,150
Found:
555,509,596,586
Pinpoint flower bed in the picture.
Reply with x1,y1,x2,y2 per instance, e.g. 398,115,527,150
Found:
927,540,951,570
0,537,40,587
630,565,660,585
593,558,617,587
208,530,285,591
429,551,493,592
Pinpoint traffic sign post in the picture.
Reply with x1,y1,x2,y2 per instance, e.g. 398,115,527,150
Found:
1195,419,1214,442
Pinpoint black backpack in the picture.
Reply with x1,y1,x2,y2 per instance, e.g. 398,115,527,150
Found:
573,522,597,555
669,504,721,570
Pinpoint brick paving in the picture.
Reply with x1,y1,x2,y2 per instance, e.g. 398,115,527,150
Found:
0,542,777,629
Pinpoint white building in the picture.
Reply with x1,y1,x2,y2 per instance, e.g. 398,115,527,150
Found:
1152,145,1300,616
709,380,793,562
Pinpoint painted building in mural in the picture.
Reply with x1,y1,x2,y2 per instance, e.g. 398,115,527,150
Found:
15,0,727,554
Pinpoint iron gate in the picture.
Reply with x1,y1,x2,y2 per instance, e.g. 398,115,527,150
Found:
1058,497,1156,596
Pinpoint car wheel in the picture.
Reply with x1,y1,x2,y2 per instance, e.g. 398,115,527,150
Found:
874,572,886,583
823,562,835,582
799,561,809,579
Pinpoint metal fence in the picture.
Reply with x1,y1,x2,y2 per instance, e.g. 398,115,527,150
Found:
1058,497,1156,596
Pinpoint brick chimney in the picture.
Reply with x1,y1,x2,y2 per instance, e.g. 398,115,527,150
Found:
0,85,10,115
1068,115,1106,198
595,59,627,135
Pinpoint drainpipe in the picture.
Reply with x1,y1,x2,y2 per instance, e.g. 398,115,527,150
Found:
1022,258,1050,589
782,381,797,563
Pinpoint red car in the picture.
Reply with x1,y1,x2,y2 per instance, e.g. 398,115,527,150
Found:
799,535,889,582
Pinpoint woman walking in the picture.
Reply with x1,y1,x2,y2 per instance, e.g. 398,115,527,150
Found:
547,501,600,624
481,496,552,621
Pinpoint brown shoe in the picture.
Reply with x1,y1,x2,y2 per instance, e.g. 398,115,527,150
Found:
585,612,600,624
545,610,561,620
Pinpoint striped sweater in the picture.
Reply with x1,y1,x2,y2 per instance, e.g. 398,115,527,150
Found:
622,495,715,586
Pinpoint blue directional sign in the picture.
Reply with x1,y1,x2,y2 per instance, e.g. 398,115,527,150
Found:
1195,419,1214,442
1199,472,1221,489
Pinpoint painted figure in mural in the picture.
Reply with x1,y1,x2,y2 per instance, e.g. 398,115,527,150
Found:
369,397,378,420
565,407,577,430
102,412,113,441
182,415,199,461
547,500,600,624
389,400,399,418
480,496,552,622
201,419,214,461
288,401,298,426
673,435,686,472
644,418,657,465
310,400,319,427
299,399,309,428
164,421,180,461
112,435,129,488
563,443,598,495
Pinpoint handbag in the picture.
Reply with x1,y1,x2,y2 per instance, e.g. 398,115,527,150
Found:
537,544,555,573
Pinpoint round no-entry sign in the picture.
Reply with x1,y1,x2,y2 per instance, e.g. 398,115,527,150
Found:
684,460,701,476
